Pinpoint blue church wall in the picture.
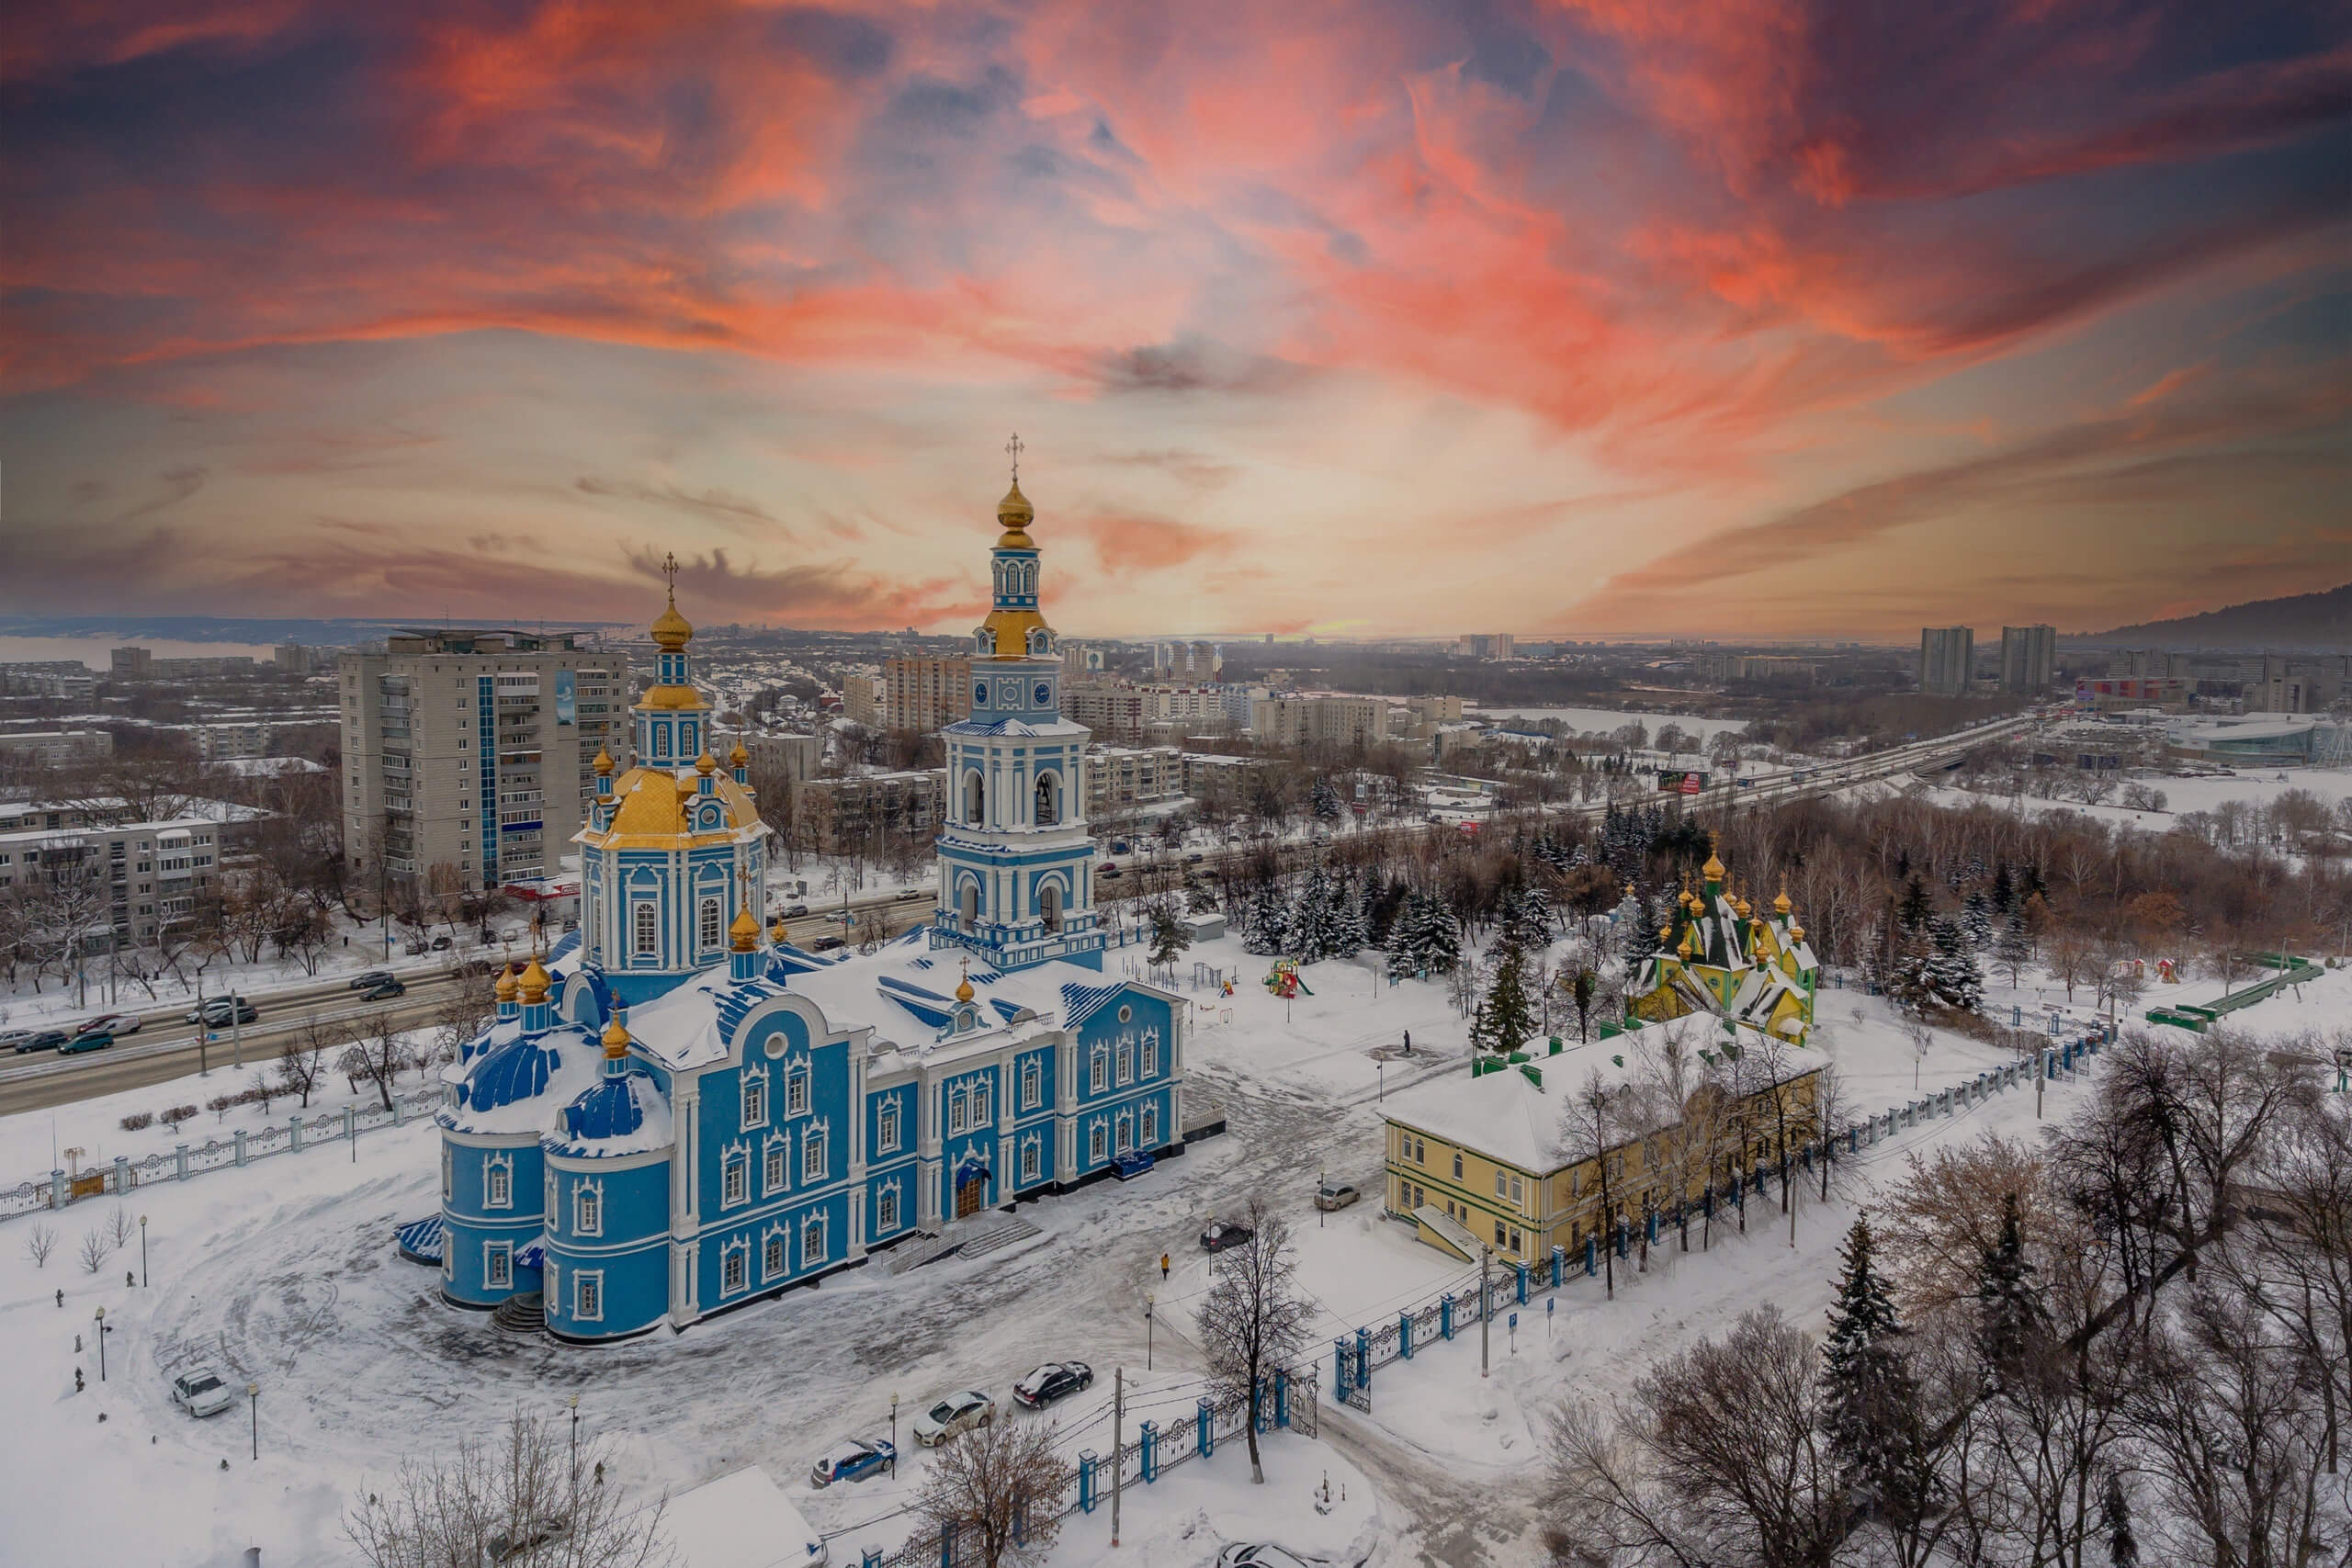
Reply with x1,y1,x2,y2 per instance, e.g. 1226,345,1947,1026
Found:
1073,1082,1175,1176
696,1012,844,1227
696,1187,852,1312
542,1153,670,1340
865,1165,918,1245
1072,993,1174,1110
1010,1119,1057,1192
865,1079,917,1168
441,1136,548,1305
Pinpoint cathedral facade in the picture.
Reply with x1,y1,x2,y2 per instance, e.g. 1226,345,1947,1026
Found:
434,469,1184,1342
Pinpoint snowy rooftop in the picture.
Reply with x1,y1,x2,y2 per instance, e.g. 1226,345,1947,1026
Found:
664,1467,823,1568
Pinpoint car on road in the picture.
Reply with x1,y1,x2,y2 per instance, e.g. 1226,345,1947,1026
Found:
430,934,455,951
170,1369,236,1418
361,977,408,1001
809,1437,897,1486
1186,852,1204,864
911,1390,996,1447
349,970,396,990
1200,1221,1254,1253
486,1517,569,1562
782,903,809,918
1012,1362,1093,1409
1217,1546,1317,1568
11,1030,68,1055
896,888,926,901
1112,1150,1155,1181
81,1011,142,1035
0,1030,34,1053
1314,1180,1361,1212
1099,863,1122,878
59,1027,114,1055
186,998,260,1026
809,935,846,953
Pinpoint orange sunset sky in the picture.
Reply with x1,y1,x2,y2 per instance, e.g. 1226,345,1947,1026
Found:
3,1,2347,640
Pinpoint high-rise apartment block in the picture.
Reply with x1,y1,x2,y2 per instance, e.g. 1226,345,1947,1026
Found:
340,629,628,895
841,673,886,728
1153,641,1221,681
1250,694,1392,748
1998,625,2056,694
882,655,972,732
1918,626,1975,696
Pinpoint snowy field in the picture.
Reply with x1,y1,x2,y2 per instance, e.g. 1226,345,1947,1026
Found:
1467,705,1752,742
1925,763,2352,832
5,931,2343,1568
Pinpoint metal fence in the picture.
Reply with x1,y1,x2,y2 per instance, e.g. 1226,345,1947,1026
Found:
0,1086,444,1223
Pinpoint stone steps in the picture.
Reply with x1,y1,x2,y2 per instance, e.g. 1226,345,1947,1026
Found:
887,1214,1043,1275
492,1292,546,1334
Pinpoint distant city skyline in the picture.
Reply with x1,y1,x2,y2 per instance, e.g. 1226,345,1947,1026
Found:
3,3,2346,641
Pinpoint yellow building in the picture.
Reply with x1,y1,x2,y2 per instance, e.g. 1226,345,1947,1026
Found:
1381,1031,1822,1265
1627,847,1819,1044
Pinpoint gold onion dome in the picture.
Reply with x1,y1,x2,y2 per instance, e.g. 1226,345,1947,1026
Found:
1773,884,1792,915
956,959,976,1005
695,751,718,776
592,743,614,776
1702,850,1726,882
730,904,762,951
729,737,749,769
769,918,788,944
518,954,551,1004
601,1014,631,1059
995,479,1035,546
650,593,695,651
1677,927,1697,958
1734,895,1752,919
1790,924,1806,943
1658,926,1672,942
493,963,518,1002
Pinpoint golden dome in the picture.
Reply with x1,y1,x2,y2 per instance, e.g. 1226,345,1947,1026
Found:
1623,883,1637,899
1773,885,1792,915
1677,927,1697,958
955,958,975,1005
1657,925,1672,942
1734,895,1752,919
592,744,614,776
517,954,551,1005
601,1014,631,1059
729,737,749,769
996,479,1035,546
729,904,762,952
650,593,694,652
1702,850,1726,882
770,918,788,944
493,963,518,1002
1789,924,1806,943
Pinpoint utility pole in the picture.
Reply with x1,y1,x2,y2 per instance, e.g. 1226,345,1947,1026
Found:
197,976,209,1078
1110,1365,1123,1547
1480,1245,1493,1378
2036,1048,2044,1120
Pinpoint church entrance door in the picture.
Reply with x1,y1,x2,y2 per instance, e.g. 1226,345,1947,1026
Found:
956,1169,989,1220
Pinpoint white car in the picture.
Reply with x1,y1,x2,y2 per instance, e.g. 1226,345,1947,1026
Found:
910,1389,996,1447
171,1369,236,1418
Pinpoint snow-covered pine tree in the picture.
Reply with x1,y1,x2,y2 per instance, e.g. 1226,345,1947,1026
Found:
1820,1217,1935,1530
1328,871,1367,958
1975,1191,2047,1385
1385,890,1430,981
1896,874,1934,933
1990,863,2017,915
1994,911,2031,987
1288,865,1340,962
1310,777,1342,819
1962,888,1994,950
1363,876,1399,949
1148,899,1193,968
1925,915,1984,1010
1423,896,1464,975
1467,947,1534,1055
1239,879,1290,956
2101,1471,2137,1568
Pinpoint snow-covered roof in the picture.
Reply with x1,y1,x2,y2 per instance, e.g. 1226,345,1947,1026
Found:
439,1021,605,1136
940,716,1091,739
665,1467,823,1568
549,1069,671,1158
1384,1060,1567,1172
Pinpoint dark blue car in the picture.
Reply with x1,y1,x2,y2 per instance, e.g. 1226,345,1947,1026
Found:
809,1437,896,1487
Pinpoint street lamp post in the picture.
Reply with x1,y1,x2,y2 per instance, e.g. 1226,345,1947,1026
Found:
247,1382,259,1461
1319,1167,1327,1228
94,1307,108,1382
568,1393,581,1480
1145,1294,1155,1371
1377,1062,1385,1102
889,1393,899,1472
139,1214,148,1288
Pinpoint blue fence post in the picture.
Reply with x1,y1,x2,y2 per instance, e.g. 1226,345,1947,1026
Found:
1355,1326,1370,1389
940,1521,954,1567
1441,1292,1455,1339
1514,1259,1529,1303
1197,1397,1215,1459
1078,1451,1097,1512
1550,1244,1566,1288
1585,1234,1598,1276
1615,1217,1629,1259
1274,1369,1290,1428
1399,1309,1413,1359
863,1549,883,1568
112,1155,130,1195
1140,1419,1158,1483
289,1116,303,1153
1333,1336,1350,1392
1848,1125,1859,1155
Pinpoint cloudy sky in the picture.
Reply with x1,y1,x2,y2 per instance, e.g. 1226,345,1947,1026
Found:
3,1,2346,641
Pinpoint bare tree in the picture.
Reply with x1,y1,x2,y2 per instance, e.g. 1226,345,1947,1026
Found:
1563,1069,1634,1297
107,1205,133,1247
78,1227,109,1274
911,1415,1069,1568
345,1407,672,1568
277,1014,338,1109
1195,1193,1316,1483
24,1222,56,1269
339,1010,413,1112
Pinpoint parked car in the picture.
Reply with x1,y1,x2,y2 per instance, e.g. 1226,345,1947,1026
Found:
361,977,408,1001
82,1011,142,1035
1111,840,1132,854
809,1437,896,1487
171,1369,236,1418
1314,1181,1361,1212
1218,1547,1317,1568
783,903,810,918
911,1390,996,1447
896,888,926,901
809,935,846,953
1112,1150,1155,1181
185,998,259,1026
1186,853,1204,864
1200,1221,1254,1253
1012,1362,1093,1409
59,1028,113,1055
486,1517,569,1562
1099,863,1122,878
0,1030,33,1053
430,934,454,951
348,970,395,991
10,1030,67,1054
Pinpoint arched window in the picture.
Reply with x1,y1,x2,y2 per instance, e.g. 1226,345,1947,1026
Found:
698,897,722,951
1040,882,1063,933
959,881,980,924
964,770,985,825
1035,771,1059,827
633,901,658,955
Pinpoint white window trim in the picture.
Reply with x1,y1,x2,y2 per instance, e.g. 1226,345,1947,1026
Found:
1022,1138,1040,1182
1023,1060,1040,1110
763,1229,788,1280
575,1269,603,1322
763,1134,789,1196
723,1153,749,1208
720,1237,750,1297
1116,1040,1133,1087
1089,1123,1107,1163
877,1100,901,1154
786,1066,809,1118
1140,1028,1159,1077
802,1126,826,1183
1142,1104,1159,1147
572,1179,603,1238
876,1183,900,1233
801,1212,829,1269
632,901,658,956
484,1153,513,1210
484,1240,513,1289
948,1089,967,1136
1091,1046,1107,1093
741,1066,769,1130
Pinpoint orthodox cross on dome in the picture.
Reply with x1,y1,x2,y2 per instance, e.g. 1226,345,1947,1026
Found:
661,549,681,604
1005,432,1023,485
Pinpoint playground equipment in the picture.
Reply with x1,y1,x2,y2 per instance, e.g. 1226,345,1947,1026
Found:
1265,958,1316,999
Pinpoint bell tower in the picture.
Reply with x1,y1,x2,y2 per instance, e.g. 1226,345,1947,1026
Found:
933,439,1104,971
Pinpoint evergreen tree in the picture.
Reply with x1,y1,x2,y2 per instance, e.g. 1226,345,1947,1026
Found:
1975,1191,2047,1385
1896,874,1934,933
1962,888,1995,950
1310,777,1342,820
1363,877,1404,949
1328,872,1368,957
1422,897,1464,976
1385,891,1433,981
1821,1218,1938,1533
1994,911,2032,986
1148,900,1193,968
1287,866,1340,962
1925,915,1984,1010
1239,880,1290,956
1990,863,2017,915
1469,947,1535,1054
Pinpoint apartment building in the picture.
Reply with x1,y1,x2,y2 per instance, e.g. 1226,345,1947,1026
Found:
1064,677,1146,736
0,729,114,769
744,732,823,785
1999,626,2056,694
0,815,222,946
109,648,259,681
791,768,944,845
340,629,628,896
1152,641,1222,681
1250,694,1392,748
1918,626,1975,697
841,672,887,729
1085,745,1183,818
883,655,972,732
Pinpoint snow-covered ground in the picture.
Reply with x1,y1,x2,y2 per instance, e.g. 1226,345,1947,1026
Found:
1467,705,1754,742
6,931,2342,1568
1925,763,2352,832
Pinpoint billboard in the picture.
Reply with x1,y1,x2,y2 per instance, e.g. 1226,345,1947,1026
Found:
1657,770,1709,794
554,669,576,726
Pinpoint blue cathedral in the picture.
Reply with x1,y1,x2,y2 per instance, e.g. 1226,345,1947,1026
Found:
430,464,1184,1341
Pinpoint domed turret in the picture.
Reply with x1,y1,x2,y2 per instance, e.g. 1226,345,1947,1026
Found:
601,1013,631,1060
730,904,762,953
518,954,551,1006
494,963,518,1003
